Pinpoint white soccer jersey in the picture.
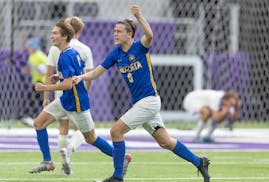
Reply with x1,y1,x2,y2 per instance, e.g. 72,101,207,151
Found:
47,39,94,69
183,90,225,113
47,39,94,98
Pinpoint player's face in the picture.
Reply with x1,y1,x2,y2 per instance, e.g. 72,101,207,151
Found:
229,98,237,106
114,24,131,45
50,26,65,48
223,98,237,107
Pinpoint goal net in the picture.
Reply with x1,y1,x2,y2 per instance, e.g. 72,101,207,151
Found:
0,0,268,124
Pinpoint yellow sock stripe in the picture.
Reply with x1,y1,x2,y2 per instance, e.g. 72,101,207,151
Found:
72,84,81,113
146,54,158,96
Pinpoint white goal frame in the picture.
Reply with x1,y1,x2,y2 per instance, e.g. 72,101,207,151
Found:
151,54,203,121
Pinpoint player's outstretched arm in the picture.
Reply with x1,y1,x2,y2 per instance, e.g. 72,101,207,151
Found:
83,68,92,91
35,77,73,91
73,65,106,84
131,4,153,48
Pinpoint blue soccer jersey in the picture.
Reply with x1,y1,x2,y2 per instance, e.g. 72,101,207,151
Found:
58,47,90,112
101,41,159,104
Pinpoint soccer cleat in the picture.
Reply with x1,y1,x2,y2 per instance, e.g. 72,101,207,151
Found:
123,153,132,176
101,176,123,182
94,154,131,182
28,161,55,173
197,157,210,182
60,148,72,175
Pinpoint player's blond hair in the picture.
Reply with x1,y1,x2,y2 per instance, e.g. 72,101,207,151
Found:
65,16,84,35
55,19,74,43
222,91,239,101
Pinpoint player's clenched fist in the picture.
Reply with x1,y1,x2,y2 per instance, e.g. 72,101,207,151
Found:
130,4,141,18
35,82,45,91
72,76,82,84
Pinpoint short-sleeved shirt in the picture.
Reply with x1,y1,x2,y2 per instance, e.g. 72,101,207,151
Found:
58,47,90,112
28,50,47,84
101,41,158,104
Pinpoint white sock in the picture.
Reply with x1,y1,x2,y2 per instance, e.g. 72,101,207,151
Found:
68,130,84,152
205,121,218,138
195,120,206,138
58,135,68,149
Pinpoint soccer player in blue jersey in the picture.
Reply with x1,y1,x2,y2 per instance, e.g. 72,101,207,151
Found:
73,4,210,182
44,16,95,175
28,20,115,174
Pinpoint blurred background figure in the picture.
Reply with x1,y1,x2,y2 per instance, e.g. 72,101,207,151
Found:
183,90,241,143
20,36,48,127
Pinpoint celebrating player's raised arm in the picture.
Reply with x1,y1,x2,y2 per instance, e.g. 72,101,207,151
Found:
131,5,153,48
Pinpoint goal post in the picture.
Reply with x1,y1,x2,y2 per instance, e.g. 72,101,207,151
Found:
151,55,203,121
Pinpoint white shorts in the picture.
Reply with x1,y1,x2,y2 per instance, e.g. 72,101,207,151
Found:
120,96,164,135
54,90,68,120
44,98,94,132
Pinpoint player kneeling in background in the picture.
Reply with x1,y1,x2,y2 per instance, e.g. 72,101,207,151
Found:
183,89,241,143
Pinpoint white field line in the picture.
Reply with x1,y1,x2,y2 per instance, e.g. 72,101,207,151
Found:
1,128,269,143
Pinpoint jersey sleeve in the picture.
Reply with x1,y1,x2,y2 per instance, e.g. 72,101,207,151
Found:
58,54,75,79
47,46,60,67
137,41,149,54
84,47,94,69
101,48,118,69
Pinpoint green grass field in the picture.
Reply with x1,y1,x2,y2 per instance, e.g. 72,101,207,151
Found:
0,151,268,182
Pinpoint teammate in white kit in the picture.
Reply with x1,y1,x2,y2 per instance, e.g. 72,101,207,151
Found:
183,89,241,142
